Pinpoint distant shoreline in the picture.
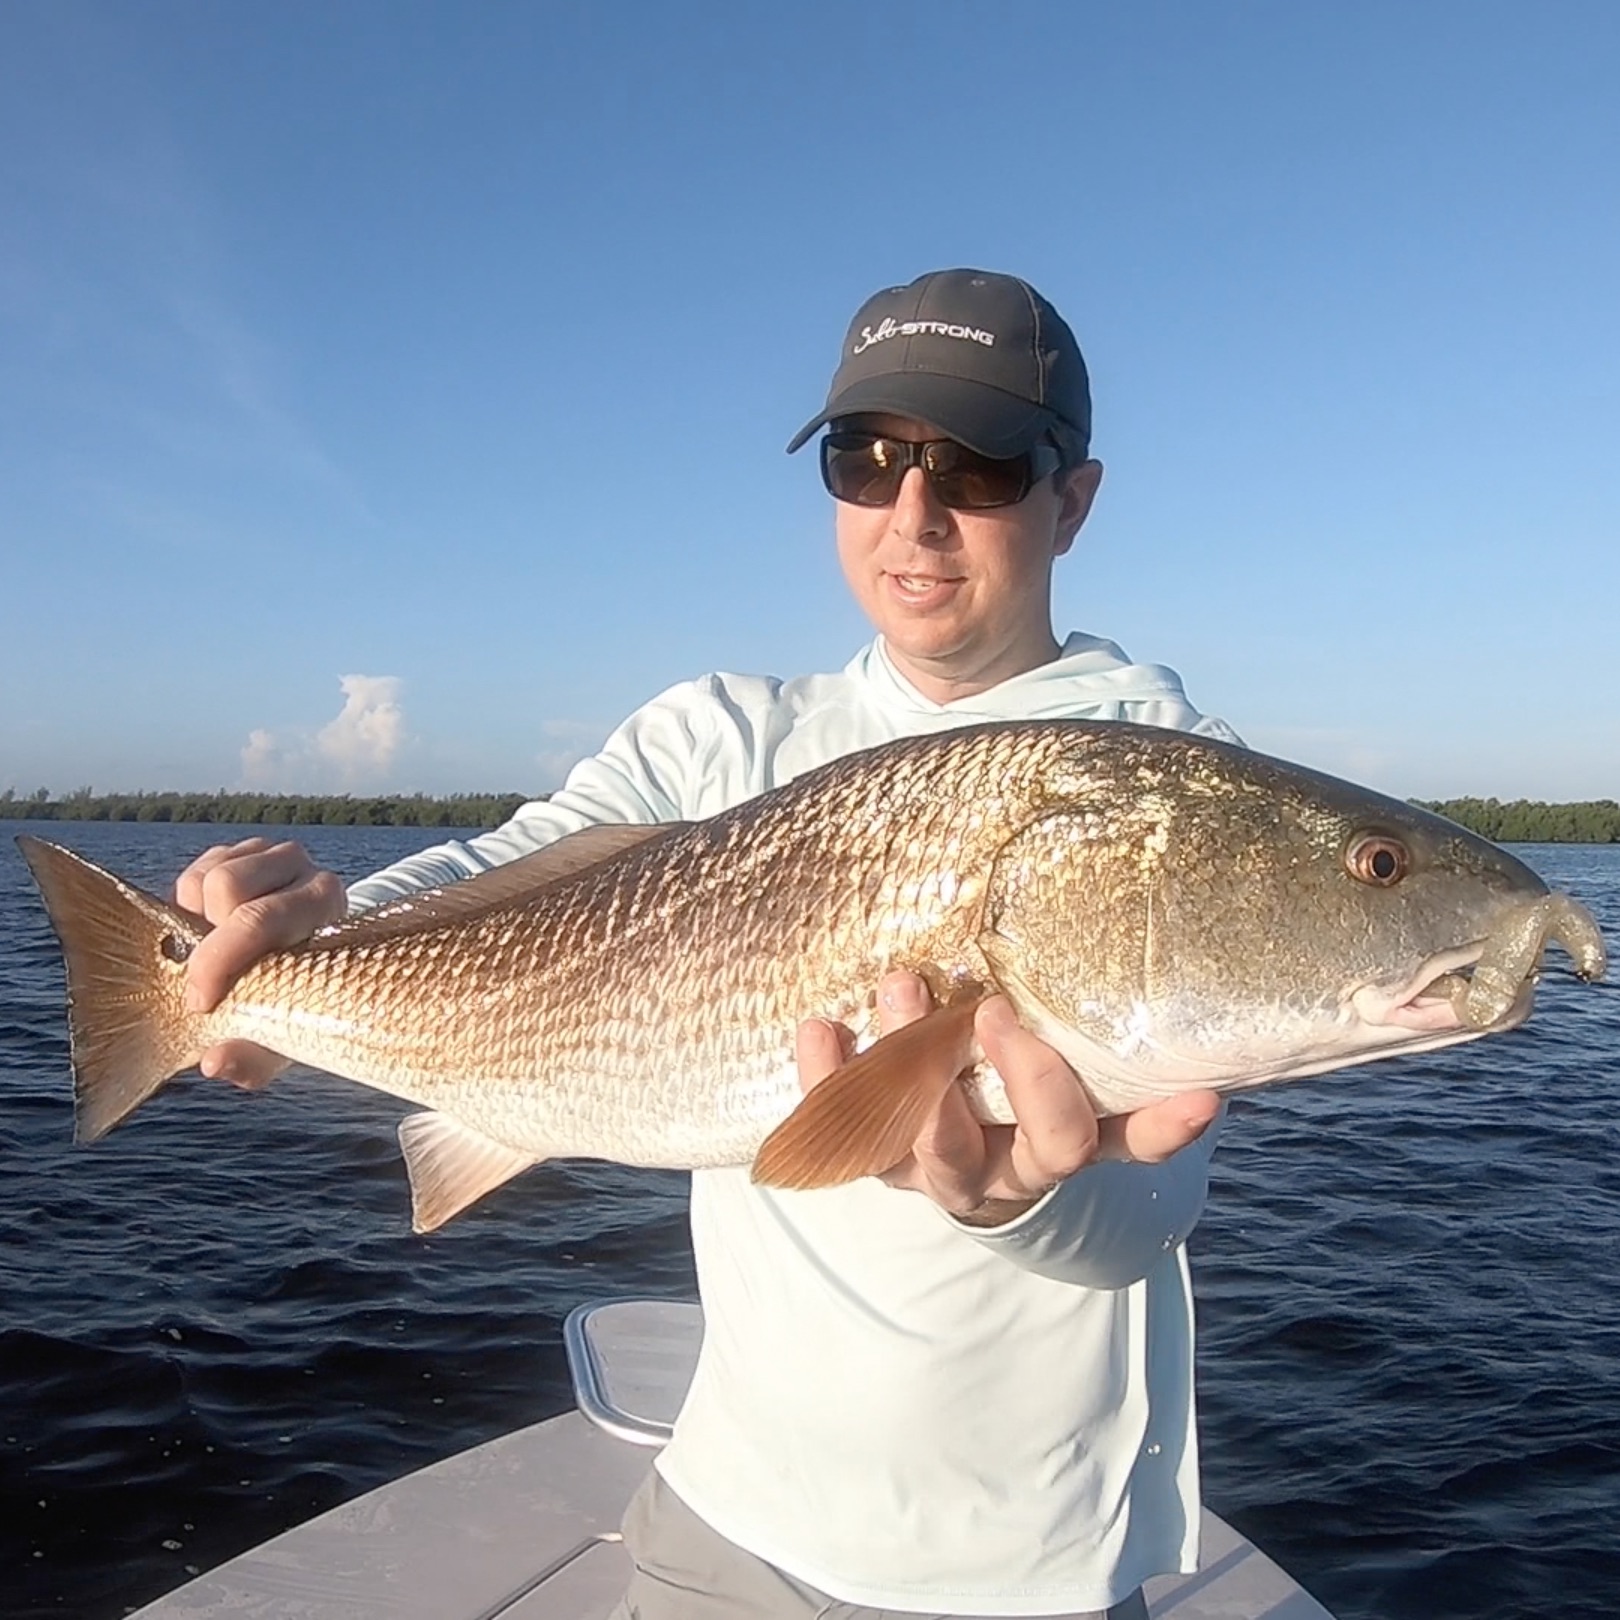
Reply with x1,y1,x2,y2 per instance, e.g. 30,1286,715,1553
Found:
1408,798,1619,843
2,790,1616,842
0,791,530,829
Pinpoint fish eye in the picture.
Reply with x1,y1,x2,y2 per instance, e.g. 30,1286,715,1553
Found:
1345,834,1410,887
160,933,193,963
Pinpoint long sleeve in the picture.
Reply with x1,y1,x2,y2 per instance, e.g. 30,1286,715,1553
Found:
950,1105,1225,1288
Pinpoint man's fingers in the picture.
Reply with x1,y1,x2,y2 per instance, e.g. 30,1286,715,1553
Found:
793,970,933,1097
184,911,271,1013
875,970,931,1033
187,842,325,924
977,997,1099,1187
888,1082,988,1210
174,839,275,914
1098,1089,1222,1164
184,870,345,1013
199,1040,289,1092
871,973,992,1206
794,1017,851,1094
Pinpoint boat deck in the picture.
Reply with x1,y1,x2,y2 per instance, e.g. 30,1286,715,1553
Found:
131,1300,1335,1619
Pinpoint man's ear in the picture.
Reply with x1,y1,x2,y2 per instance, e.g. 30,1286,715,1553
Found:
1052,460,1103,558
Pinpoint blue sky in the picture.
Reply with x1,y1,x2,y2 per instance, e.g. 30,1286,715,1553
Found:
2,1,1616,803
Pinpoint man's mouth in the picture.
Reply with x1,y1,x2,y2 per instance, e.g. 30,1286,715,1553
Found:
888,572,963,599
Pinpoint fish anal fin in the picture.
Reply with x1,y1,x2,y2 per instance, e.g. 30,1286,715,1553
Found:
397,1111,542,1233
751,1000,985,1191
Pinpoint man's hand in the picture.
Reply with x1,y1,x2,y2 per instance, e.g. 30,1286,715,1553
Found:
174,837,346,1090
795,971,1220,1224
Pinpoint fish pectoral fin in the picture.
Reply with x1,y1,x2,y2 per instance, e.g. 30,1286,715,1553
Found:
397,1112,541,1233
750,1001,985,1191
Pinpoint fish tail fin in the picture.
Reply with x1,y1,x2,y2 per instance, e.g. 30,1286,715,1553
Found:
17,836,209,1142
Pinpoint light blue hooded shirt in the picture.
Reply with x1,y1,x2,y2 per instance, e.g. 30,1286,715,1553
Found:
347,633,1237,1614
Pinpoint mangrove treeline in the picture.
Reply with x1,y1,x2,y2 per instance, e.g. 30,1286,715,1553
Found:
1411,797,1620,844
3,789,1617,842
0,789,529,829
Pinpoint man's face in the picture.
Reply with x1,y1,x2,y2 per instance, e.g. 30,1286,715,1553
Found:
832,414,1102,703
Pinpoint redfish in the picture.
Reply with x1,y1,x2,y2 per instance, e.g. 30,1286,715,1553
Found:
19,723,1606,1230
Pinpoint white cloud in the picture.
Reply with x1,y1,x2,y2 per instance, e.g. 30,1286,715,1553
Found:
240,675,406,790
317,674,405,781
239,727,285,785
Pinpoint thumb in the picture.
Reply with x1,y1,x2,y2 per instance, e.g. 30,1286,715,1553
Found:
199,1040,290,1092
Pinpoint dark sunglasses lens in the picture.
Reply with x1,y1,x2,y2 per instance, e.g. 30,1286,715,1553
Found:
922,441,1030,510
821,434,907,506
820,433,1054,509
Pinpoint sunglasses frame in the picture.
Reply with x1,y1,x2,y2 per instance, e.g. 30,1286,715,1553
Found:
819,431,1065,511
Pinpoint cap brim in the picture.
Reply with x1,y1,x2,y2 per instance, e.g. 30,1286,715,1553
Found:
786,373,1064,459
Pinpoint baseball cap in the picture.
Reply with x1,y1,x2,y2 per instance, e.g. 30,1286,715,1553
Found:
786,268,1092,462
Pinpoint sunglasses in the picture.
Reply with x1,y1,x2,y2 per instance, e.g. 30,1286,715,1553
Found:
819,431,1064,511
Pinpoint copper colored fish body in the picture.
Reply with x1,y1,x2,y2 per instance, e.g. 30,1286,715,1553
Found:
18,723,1606,1229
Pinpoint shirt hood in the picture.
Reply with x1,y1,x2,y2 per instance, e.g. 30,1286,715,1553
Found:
852,633,1202,721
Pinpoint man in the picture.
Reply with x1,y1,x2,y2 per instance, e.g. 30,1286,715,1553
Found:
177,269,1234,1618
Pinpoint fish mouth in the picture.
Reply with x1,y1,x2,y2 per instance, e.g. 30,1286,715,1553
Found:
1356,892,1607,1037
1354,943,1496,1034
1355,944,1542,1038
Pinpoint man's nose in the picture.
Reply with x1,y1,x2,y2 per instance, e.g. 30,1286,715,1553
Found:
888,466,952,544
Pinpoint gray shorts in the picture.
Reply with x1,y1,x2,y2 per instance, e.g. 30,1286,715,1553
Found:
609,1468,1151,1620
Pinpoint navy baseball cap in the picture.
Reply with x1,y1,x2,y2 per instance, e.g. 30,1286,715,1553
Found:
786,269,1092,462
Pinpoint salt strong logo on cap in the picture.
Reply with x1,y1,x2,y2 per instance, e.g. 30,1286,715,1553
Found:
786,268,1092,462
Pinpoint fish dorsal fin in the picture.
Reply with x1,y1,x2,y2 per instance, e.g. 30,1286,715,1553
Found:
330,824,683,943
750,1000,985,1190
466,824,683,895
397,1111,543,1232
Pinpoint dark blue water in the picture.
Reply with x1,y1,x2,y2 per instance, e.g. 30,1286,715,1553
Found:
1,824,1615,1620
